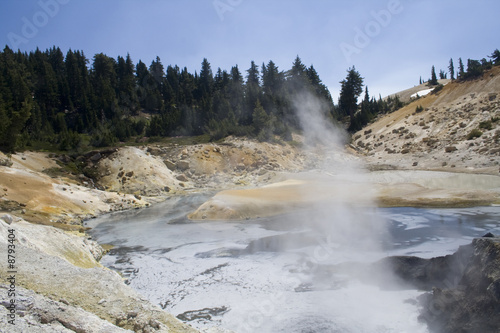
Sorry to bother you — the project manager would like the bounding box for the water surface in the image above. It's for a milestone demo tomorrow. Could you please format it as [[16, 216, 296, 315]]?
[[87, 197, 500, 332]]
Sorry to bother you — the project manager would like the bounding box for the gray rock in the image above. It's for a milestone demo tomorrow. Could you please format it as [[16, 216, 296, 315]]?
[[176, 174, 189, 182], [0, 214, 13, 225], [0, 284, 131, 332], [176, 160, 190, 171], [163, 159, 176, 171], [90, 153, 102, 162]]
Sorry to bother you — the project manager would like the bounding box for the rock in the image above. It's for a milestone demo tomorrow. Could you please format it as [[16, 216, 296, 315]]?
[[445, 146, 457, 153], [176, 160, 190, 171], [176, 174, 189, 182], [147, 147, 162, 155], [0, 285, 129, 332], [127, 311, 138, 319], [0, 217, 198, 333], [0, 214, 13, 225], [163, 159, 176, 171], [417, 237, 500, 333], [90, 152, 102, 162], [327, 237, 500, 332], [489, 92, 497, 101], [0, 152, 12, 167]]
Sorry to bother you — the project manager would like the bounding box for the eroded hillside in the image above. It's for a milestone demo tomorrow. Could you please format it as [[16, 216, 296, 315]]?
[[353, 67, 500, 174]]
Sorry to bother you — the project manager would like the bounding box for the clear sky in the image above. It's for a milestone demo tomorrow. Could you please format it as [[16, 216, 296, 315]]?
[[0, 0, 499, 101]]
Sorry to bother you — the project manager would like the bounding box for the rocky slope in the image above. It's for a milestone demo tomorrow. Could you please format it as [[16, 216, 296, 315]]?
[[0, 214, 198, 333], [353, 67, 500, 174]]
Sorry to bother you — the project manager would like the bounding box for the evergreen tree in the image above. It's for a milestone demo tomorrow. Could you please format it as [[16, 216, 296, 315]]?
[[252, 100, 272, 141], [261, 60, 285, 115], [243, 61, 261, 126], [196, 58, 214, 131], [228, 65, 245, 122], [448, 58, 455, 80], [458, 58, 465, 79], [116, 54, 139, 115], [430, 65, 438, 85], [91, 53, 118, 120], [464, 59, 483, 79], [306, 65, 331, 102], [338, 66, 363, 127], [146, 57, 165, 111], [489, 49, 500, 65], [439, 69, 447, 80]]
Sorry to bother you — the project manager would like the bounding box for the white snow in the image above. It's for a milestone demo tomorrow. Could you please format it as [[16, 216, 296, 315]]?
[[411, 88, 434, 99]]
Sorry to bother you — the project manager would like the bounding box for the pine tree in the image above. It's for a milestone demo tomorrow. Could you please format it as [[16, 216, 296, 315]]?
[[228, 65, 244, 122], [91, 53, 118, 119], [252, 100, 272, 141], [338, 66, 364, 127], [448, 58, 455, 80], [489, 49, 500, 66], [458, 58, 465, 79], [430, 65, 438, 85], [116, 53, 139, 115], [439, 69, 447, 80], [197, 58, 214, 130], [243, 61, 261, 126]]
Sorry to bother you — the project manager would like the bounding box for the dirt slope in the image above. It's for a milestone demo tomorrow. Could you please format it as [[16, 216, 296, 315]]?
[[353, 66, 500, 174]]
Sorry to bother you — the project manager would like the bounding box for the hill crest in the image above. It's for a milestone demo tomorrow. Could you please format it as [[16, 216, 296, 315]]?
[[353, 66, 500, 174]]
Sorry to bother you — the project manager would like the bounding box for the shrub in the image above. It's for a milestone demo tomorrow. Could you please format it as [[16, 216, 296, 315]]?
[[479, 120, 493, 131], [431, 84, 444, 94], [466, 128, 483, 140]]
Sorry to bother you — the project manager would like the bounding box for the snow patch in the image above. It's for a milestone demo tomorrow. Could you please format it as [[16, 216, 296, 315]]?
[[411, 88, 434, 99]]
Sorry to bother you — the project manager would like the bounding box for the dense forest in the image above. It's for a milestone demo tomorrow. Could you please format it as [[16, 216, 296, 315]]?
[[0, 46, 337, 152], [0, 46, 499, 153]]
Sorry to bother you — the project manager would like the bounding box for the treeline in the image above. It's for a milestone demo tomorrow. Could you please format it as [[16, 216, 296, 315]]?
[[427, 49, 500, 84], [0, 46, 334, 152], [336, 66, 406, 133], [345, 48, 500, 133]]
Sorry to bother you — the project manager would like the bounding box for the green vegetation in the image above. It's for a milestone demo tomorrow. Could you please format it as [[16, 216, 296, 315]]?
[[424, 49, 499, 85], [431, 84, 444, 94], [2, 46, 498, 153], [430, 65, 438, 85], [467, 128, 483, 140], [479, 120, 493, 131], [0, 47, 334, 152]]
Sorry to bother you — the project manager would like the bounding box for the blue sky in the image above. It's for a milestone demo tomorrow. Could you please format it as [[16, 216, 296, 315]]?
[[1, 0, 499, 101]]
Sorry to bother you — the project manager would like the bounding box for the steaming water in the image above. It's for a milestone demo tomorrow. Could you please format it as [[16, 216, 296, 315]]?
[[87, 196, 500, 333]]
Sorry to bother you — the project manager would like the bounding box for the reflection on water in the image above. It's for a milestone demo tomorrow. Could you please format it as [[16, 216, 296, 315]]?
[[87, 197, 500, 332]]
